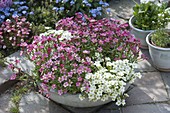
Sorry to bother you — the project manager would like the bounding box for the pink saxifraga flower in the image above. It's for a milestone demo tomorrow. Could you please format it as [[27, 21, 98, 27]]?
[[51, 84, 56, 89], [8, 63, 14, 69], [78, 76, 83, 81], [97, 47, 103, 52], [99, 40, 104, 45], [68, 71, 73, 77], [62, 75, 67, 81], [20, 51, 24, 56], [83, 50, 90, 54], [20, 42, 28, 47], [63, 82, 69, 87], [15, 59, 20, 65], [85, 86, 90, 93], [117, 46, 123, 51], [31, 55, 36, 60], [82, 38, 87, 43], [76, 82, 81, 87], [58, 89, 63, 95], [91, 38, 97, 43], [58, 77, 63, 83], [40, 83, 49, 93], [10, 73, 17, 80]]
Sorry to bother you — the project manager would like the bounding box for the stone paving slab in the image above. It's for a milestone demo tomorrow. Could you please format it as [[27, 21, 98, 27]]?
[[0, 67, 18, 94], [133, 72, 168, 102], [63, 105, 102, 113], [136, 49, 157, 72], [137, 60, 157, 72], [0, 92, 14, 113], [97, 109, 120, 113], [19, 92, 115, 113], [125, 86, 156, 106], [108, 0, 140, 20], [96, 102, 120, 113], [122, 103, 170, 113], [0, 67, 13, 85], [19, 92, 70, 113], [6, 51, 35, 75], [161, 72, 170, 98], [102, 102, 119, 110]]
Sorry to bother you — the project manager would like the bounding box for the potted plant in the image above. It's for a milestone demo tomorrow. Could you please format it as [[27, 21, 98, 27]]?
[[129, 1, 170, 49], [146, 29, 170, 71], [11, 13, 142, 107]]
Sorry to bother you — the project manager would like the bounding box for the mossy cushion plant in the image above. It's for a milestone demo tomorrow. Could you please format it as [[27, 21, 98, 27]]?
[[133, 1, 170, 30], [151, 29, 170, 48]]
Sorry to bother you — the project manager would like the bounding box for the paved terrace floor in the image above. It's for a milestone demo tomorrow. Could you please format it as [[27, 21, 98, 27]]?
[[1, 0, 170, 113]]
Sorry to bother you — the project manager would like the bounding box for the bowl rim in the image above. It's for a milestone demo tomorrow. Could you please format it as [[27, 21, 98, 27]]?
[[146, 29, 170, 51]]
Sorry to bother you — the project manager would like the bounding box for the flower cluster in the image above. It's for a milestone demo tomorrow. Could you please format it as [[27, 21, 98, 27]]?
[[80, 59, 142, 106], [0, 0, 29, 23], [0, 0, 12, 8], [133, 1, 170, 30], [56, 13, 141, 62], [53, 0, 110, 18], [0, 17, 31, 52], [11, 1, 29, 17], [23, 30, 91, 95], [19, 13, 142, 103], [26, 0, 110, 35]]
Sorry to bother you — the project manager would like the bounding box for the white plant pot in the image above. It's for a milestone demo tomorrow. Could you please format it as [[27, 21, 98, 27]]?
[[49, 92, 112, 107], [129, 16, 154, 49], [146, 29, 170, 71], [49, 83, 130, 107]]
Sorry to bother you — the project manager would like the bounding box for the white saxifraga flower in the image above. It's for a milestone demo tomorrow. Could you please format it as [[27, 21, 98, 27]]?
[[60, 31, 73, 41], [103, 72, 112, 79], [85, 73, 92, 79], [101, 94, 109, 101], [105, 57, 111, 61], [106, 61, 113, 67], [40, 30, 73, 41], [116, 99, 122, 106], [95, 52, 100, 57], [79, 94, 85, 101], [80, 86, 86, 92], [136, 72, 142, 79], [40, 30, 64, 37], [80, 59, 142, 106], [94, 60, 102, 68]]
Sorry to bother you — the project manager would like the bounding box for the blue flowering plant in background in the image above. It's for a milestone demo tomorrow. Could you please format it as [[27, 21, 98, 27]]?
[[0, 0, 13, 8], [0, 0, 29, 23], [53, 0, 110, 19], [26, 0, 110, 35]]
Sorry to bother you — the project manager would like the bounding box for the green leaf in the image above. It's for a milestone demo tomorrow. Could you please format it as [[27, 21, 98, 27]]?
[[76, 3, 80, 11]]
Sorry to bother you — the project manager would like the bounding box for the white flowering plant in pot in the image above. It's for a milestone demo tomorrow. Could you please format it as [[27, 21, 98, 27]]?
[[80, 57, 141, 106], [129, 1, 170, 48], [11, 13, 143, 107]]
